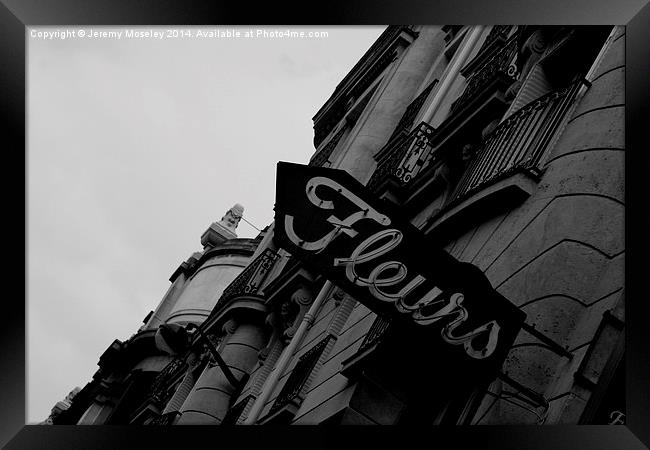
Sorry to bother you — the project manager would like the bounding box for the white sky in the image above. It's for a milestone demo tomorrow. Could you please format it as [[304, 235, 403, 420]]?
[[27, 25, 384, 423]]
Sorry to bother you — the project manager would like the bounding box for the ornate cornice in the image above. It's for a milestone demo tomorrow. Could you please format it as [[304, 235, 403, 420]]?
[[312, 26, 417, 148]]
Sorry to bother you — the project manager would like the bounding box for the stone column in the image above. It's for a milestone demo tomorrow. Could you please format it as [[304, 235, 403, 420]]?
[[335, 26, 446, 184], [176, 318, 268, 424]]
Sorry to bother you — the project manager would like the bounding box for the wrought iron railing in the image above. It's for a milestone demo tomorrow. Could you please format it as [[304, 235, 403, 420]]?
[[479, 25, 513, 54], [148, 411, 178, 426], [147, 358, 187, 406], [219, 248, 280, 303], [450, 79, 585, 203], [450, 33, 519, 115], [387, 79, 438, 144], [357, 316, 391, 354], [222, 394, 255, 425], [367, 121, 436, 192], [269, 335, 333, 415], [309, 127, 346, 167]]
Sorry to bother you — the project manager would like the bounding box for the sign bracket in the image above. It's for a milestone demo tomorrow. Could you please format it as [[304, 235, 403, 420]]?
[[521, 322, 573, 360]]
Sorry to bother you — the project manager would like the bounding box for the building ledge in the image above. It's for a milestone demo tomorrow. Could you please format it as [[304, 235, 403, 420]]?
[[258, 401, 299, 424], [423, 170, 537, 245], [202, 296, 268, 336], [340, 343, 382, 380]]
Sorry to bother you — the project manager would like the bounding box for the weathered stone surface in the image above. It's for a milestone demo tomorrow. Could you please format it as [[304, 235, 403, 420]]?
[[496, 241, 619, 307], [547, 106, 624, 160], [473, 197, 551, 272], [474, 379, 542, 425], [572, 66, 624, 119], [292, 374, 353, 423], [177, 323, 267, 424], [520, 296, 585, 344], [589, 28, 624, 82], [456, 211, 508, 263], [337, 27, 446, 183], [349, 378, 405, 424], [539, 151, 624, 203], [485, 194, 624, 288], [167, 254, 248, 325]]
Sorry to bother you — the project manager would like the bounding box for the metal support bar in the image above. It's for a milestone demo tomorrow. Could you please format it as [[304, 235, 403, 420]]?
[[497, 372, 548, 408], [185, 324, 243, 389], [521, 322, 573, 360]]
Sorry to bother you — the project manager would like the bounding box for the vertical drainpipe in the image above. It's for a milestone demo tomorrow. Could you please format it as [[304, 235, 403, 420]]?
[[419, 26, 485, 124], [243, 280, 334, 424]]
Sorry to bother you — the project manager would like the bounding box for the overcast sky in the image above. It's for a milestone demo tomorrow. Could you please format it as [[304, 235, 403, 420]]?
[[27, 26, 384, 423]]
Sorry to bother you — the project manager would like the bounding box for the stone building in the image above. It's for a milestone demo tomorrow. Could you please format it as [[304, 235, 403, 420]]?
[[55, 25, 624, 426]]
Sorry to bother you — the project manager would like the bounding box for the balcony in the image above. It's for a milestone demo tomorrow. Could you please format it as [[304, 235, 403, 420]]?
[[262, 334, 333, 423], [422, 79, 586, 243], [147, 357, 188, 407], [219, 248, 280, 304], [367, 121, 436, 193], [450, 79, 585, 203], [460, 26, 513, 77], [341, 316, 392, 379], [450, 32, 519, 116], [386, 78, 438, 144], [366, 39, 522, 200], [148, 411, 179, 426], [309, 127, 346, 167], [222, 394, 255, 425]]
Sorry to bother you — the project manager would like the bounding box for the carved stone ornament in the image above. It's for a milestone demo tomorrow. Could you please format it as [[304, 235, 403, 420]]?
[[222, 319, 238, 335], [258, 312, 282, 361], [332, 288, 345, 306], [290, 285, 314, 306], [506, 29, 548, 101], [279, 299, 299, 332], [219, 204, 245, 232]]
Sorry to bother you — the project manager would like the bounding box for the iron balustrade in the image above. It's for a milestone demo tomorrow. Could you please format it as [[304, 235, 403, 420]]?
[[387, 79, 439, 144], [450, 33, 519, 115], [451, 79, 585, 203], [149, 412, 178, 426], [219, 248, 280, 303], [309, 126, 346, 167], [269, 335, 333, 415], [367, 122, 436, 192], [479, 25, 513, 54], [357, 316, 391, 354], [147, 358, 187, 406], [222, 394, 255, 425], [394, 122, 437, 184]]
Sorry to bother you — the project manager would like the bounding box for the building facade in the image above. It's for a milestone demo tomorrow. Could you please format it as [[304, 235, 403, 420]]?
[[54, 25, 625, 426]]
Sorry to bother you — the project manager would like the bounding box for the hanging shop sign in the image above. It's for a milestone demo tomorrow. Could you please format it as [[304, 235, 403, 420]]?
[[273, 162, 525, 367]]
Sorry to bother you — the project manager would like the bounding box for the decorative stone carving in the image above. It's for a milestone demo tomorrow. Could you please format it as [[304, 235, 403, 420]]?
[[283, 286, 314, 343], [461, 143, 476, 164], [222, 319, 238, 335], [200, 204, 245, 248], [332, 288, 345, 306], [481, 119, 501, 141], [258, 312, 282, 362], [42, 387, 82, 424], [219, 204, 244, 232], [291, 285, 314, 306], [506, 29, 549, 101], [281, 300, 300, 344], [148, 357, 188, 406]]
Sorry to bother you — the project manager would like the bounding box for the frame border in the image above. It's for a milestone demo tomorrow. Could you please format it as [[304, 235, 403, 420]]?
[[2, 1, 648, 448]]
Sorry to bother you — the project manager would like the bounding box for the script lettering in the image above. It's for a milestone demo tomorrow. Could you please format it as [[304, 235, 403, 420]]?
[[284, 176, 390, 252]]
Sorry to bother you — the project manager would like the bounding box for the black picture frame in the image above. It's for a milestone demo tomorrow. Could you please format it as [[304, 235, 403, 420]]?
[[2, 1, 648, 449]]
